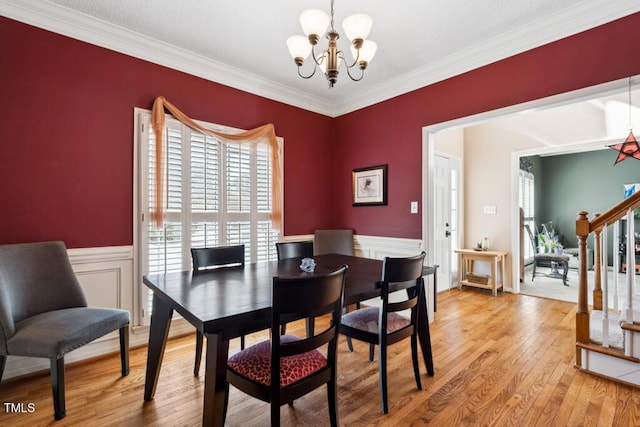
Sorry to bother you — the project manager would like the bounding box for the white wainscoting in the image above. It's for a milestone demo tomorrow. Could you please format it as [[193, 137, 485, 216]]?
[[4, 235, 429, 380]]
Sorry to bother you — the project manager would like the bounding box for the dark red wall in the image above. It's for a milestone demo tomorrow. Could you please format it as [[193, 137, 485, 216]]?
[[3, 13, 640, 248], [0, 17, 333, 248], [333, 12, 640, 239]]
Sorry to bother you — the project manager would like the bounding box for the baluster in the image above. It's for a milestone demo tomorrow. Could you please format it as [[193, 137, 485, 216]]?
[[592, 216, 603, 311], [601, 224, 609, 348], [613, 220, 620, 313], [625, 209, 634, 356]]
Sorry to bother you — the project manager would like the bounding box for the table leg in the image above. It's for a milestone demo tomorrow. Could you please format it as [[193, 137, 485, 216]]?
[[202, 332, 230, 427], [500, 255, 506, 294], [417, 277, 434, 376], [144, 294, 173, 401], [491, 257, 497, 297], [457, 256, 463, 290]]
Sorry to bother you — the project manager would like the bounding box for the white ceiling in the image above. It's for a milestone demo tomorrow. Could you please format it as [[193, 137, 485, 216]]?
[[2, 0, 640, 147]]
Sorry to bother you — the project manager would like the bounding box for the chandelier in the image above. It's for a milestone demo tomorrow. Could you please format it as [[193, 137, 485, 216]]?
[[286, 0, 377, 88], [609, 77, 640, 164]]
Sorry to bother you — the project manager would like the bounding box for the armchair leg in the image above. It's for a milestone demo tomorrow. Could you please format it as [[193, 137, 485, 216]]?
[[50, 357, 66, 420], [120, 326, 130, 376], [194, 331, 204, 376], [0, 354, 5, 382]]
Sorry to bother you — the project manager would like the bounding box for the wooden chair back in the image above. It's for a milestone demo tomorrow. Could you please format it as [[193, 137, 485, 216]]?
[[190, 244, 245, 271], [275, 241, 314, 260]]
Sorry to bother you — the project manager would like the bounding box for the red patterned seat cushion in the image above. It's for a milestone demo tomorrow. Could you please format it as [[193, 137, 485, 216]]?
[[227, 334, 327, 387], [341, 307, 410, 334]]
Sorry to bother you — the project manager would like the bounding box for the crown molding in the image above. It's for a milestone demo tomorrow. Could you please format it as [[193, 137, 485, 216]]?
[[333, 0, 640, 116], [0, 0, 336, 116], [2, 0, 639, 117]]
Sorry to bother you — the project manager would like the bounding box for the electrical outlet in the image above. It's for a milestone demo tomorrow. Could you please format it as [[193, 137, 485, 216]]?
[[410, 201, 418, 214]]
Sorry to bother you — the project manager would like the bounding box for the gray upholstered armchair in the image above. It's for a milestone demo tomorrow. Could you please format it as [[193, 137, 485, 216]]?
[[0, 241, 130, 420]]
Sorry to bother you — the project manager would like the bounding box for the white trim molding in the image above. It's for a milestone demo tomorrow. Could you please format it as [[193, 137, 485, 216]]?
[[2, 0, 638, 117]]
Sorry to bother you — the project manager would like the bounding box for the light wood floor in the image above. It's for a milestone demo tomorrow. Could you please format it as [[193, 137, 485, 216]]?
[[2, 289, 640, 426]]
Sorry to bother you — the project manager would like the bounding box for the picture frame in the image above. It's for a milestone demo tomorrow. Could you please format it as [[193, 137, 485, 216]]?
[[352, 164, 387, 206]]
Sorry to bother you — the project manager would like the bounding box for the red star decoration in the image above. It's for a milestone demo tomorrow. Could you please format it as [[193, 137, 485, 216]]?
[[610, 130, 640, 164]]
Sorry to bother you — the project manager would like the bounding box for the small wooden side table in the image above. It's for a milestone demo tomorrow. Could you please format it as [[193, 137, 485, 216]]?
[[455, 249, 508, 296]]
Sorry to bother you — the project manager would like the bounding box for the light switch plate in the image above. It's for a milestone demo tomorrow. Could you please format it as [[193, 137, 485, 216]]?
[[483, 205, 497, 215], [410, 201, 418, 214]]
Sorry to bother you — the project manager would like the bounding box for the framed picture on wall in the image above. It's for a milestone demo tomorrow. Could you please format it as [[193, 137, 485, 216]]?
[[352, 164, 387, 206]]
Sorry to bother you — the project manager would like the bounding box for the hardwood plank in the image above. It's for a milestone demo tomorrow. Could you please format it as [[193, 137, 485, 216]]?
[[2, 290, 640, 426]]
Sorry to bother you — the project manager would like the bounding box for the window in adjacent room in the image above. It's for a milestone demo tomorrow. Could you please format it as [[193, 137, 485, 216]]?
[[519, 168, 535, 263]]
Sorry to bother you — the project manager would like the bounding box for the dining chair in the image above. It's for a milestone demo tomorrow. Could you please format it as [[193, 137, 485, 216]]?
[[0, 241, 130, 420], [275, 240, 314, 260], [314, 229, 358, 320], [313, 229, 354, 256], [275, 240, 314, 335], [191, 244, 245, 376], [225, 265, 348, 426], [340, 251, 426, 414]]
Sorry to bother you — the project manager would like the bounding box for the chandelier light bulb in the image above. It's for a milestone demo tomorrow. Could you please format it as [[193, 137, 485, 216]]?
[[342, 13, 373, 41], [350, 40, 377, 66], [287, 35, 312, 63], [300, 9, 330, 38]]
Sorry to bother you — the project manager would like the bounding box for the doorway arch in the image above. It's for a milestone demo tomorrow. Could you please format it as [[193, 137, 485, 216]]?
[[423, 76, 633, 294]]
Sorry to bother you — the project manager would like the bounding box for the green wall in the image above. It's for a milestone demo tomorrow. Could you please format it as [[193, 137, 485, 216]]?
[[525, 150, 640, 265]]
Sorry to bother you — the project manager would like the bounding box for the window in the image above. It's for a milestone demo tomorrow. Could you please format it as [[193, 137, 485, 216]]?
[[519, 169, 535, 262], [136, 110, 281, 324]]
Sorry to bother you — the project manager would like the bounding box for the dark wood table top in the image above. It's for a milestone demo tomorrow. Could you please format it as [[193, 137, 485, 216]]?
[[143, 254, 435, 340]]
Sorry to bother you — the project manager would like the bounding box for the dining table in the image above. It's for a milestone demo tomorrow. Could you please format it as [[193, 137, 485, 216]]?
[[142, 253, 437, 427]]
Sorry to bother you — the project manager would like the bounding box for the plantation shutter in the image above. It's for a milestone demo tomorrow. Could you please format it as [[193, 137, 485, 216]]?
[[519, 169, 535, 262], [138, 111, 280, 324]]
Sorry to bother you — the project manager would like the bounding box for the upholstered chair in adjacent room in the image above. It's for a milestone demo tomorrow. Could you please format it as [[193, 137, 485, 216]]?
[[225, 265, 347, 426], [0, 241, 130, 420], [340, 252, 426, 414]]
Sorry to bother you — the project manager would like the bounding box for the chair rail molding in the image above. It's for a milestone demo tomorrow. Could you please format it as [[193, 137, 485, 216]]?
[[4, 237, 425, 380]]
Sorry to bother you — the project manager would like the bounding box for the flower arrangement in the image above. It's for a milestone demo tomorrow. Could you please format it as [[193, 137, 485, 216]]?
[[538, 225, 563, 254]]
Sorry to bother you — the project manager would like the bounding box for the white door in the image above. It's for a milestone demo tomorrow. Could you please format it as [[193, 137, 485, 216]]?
[[434, 154, 459, 292]]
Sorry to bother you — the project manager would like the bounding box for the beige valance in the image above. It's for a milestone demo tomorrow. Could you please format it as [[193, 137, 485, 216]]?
[[150, 96, 282, 232]]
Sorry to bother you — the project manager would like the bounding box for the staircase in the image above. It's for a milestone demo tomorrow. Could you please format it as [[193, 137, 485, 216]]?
[[576, 190, 640, 386]]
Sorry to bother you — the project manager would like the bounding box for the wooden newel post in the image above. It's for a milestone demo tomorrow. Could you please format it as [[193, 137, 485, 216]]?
[[575, 210, 590, 366]]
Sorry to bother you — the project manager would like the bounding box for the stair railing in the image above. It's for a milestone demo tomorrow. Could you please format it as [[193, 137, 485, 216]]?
[[575, 190, 640, 365]]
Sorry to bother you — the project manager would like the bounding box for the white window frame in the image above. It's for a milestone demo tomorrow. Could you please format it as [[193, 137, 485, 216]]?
[[519, 169, 535, 263], [132, 108, 283, 325]]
